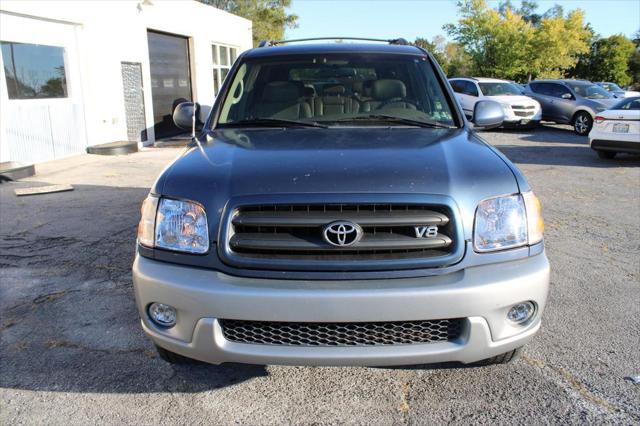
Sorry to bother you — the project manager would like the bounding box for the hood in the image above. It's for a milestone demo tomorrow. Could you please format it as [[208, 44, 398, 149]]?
[[158, 127, 520, 237], [487, 95, 538, 106]]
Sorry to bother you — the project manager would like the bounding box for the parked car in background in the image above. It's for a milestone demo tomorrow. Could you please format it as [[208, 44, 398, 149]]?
[[596, 82, 640, 98], [589, 96, 640, 159], [524, 80, 618, 135], [450, 77, 541, 128]]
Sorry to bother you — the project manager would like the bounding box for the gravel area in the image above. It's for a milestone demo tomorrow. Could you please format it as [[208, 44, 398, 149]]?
[[1, 125, 638, 424]]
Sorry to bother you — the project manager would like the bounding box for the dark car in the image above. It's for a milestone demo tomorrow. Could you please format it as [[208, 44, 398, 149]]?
[[524, 79, 618, 135], [133, 38, 549, 368]]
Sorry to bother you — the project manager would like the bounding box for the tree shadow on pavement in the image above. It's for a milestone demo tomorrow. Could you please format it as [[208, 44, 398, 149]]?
[[0, 181, 267, 393]]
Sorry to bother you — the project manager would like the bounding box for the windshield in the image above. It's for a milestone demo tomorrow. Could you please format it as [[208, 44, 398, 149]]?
[[600, 83, 623, 92], [478, 82, 522, 96], [567, 83, 614, 100], [613, 97, 640, 110], [215, 53, 456, 128]]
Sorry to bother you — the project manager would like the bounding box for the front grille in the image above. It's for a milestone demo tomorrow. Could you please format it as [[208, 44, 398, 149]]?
[[514, 110, 535, 117], [226, 204, 455, 264], [220, 318, 464, 346]]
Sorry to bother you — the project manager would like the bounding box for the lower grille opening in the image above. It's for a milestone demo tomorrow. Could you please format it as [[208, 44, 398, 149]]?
[[220, 319, 464, 346]]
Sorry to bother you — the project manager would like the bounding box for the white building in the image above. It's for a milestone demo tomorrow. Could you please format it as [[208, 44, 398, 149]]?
[[0, 0, 252, 164]]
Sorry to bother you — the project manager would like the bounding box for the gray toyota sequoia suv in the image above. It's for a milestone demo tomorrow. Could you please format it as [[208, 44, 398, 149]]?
[[133, 38, 549, 367]]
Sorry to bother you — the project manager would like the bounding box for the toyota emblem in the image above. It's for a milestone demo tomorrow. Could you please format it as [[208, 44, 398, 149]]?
[[322, 221, 363, 247]]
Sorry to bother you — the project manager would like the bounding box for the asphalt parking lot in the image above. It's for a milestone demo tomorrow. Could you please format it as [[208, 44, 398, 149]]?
[[1, 125, 638, 424]]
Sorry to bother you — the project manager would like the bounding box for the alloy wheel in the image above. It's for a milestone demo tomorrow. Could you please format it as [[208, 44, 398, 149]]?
[[574, 114, 591, 135]]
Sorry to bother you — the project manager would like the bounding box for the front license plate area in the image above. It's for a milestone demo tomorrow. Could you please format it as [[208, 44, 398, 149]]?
[[613, 123, 629, 133]]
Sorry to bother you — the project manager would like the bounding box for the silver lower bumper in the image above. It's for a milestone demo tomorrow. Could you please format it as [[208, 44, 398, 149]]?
[[133, 252, 550, 366]]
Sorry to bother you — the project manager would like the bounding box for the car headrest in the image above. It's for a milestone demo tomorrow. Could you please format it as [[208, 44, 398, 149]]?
[[303, 84, 317, 97], [372, 79, 406, 100], [262, 81, 301, 102], [323, 85, 346, 96]]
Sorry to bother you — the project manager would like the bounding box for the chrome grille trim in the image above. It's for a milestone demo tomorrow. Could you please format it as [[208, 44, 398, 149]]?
[[217, 195, 465, 272], [230, 204, 453, 258]]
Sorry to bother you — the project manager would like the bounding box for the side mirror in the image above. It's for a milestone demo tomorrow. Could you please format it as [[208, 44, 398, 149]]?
[[173, 102, 203, 131], [472, 100, 504, 129], [561, 93, 573, 100]]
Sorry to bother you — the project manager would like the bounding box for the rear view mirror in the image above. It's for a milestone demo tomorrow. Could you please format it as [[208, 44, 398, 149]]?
[[173, 102, 203, 132], [472, 100, 504, 129]]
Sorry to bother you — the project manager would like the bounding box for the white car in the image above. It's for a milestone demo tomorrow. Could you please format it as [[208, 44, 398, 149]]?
[[589, 97, 640, 159], [449, 77, 541, 128]]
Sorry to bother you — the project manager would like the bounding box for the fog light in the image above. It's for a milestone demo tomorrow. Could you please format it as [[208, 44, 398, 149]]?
[[148, 302, 176, 327], [507, 302, 535, 324]]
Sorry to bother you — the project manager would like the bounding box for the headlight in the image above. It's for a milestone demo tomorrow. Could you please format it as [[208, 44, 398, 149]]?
[[137, 195, 209, 254], [473, 192, 544, 252]]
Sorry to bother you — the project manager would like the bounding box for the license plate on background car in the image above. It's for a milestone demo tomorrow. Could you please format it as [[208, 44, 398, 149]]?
[[613, 123, 629, 133]]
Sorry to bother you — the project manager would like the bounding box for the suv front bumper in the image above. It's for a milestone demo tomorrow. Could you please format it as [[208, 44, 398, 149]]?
[[133, 252, 550, 366]]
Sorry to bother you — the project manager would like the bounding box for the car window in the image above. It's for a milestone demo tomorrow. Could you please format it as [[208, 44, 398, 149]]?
[[478, 82, 522, 96], [601, 83, 622, 92], [530, 82, 551, 96], [613, 98, 640, 110], [549, 84, 572, 99], [216, 53, 457, 127], [450, 80, 464, 94], [462, 81, 478, 97], [566, 83, 613, 100]]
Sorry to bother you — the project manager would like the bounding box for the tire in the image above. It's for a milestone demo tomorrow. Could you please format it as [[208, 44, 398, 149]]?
[[597, 150, 616, 159], [473, 347, 523, 366], [573, 112, 593, 136], [155, 344, 192, 364]]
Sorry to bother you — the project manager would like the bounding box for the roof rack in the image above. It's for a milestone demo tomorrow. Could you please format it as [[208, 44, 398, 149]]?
[[257, 37, 410, 48]]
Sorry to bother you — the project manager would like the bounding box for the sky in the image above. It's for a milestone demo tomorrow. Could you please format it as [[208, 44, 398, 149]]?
[[285, 0, 640, 42]]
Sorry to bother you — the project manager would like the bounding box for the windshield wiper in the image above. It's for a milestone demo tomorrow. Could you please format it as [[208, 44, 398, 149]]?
[[220, 118, 327, 128], [333, 114, 455, 129]]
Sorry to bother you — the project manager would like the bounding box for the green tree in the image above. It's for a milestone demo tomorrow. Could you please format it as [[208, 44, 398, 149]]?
[[444, 42, 473, 76], [200, 0, 298, 47], [529, 9, 591, 79], [413, 37, 472, 76], [572, 34, 635, 86], [413, 37, 447, 71], [444, 0, 590, 81], [443, 0, 535, 80], [626, 30, 640, 89]]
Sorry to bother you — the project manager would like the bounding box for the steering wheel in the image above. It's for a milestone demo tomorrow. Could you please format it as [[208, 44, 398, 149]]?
[[375, 97, 419, 110]]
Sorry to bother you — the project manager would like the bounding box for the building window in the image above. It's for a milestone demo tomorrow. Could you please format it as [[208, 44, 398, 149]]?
[[212, 44, 237, 96], [1, 41, 68, 99]]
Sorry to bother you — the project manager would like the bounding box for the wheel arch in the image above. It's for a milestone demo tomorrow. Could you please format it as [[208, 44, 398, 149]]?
[[571, 109, 594, 123]]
